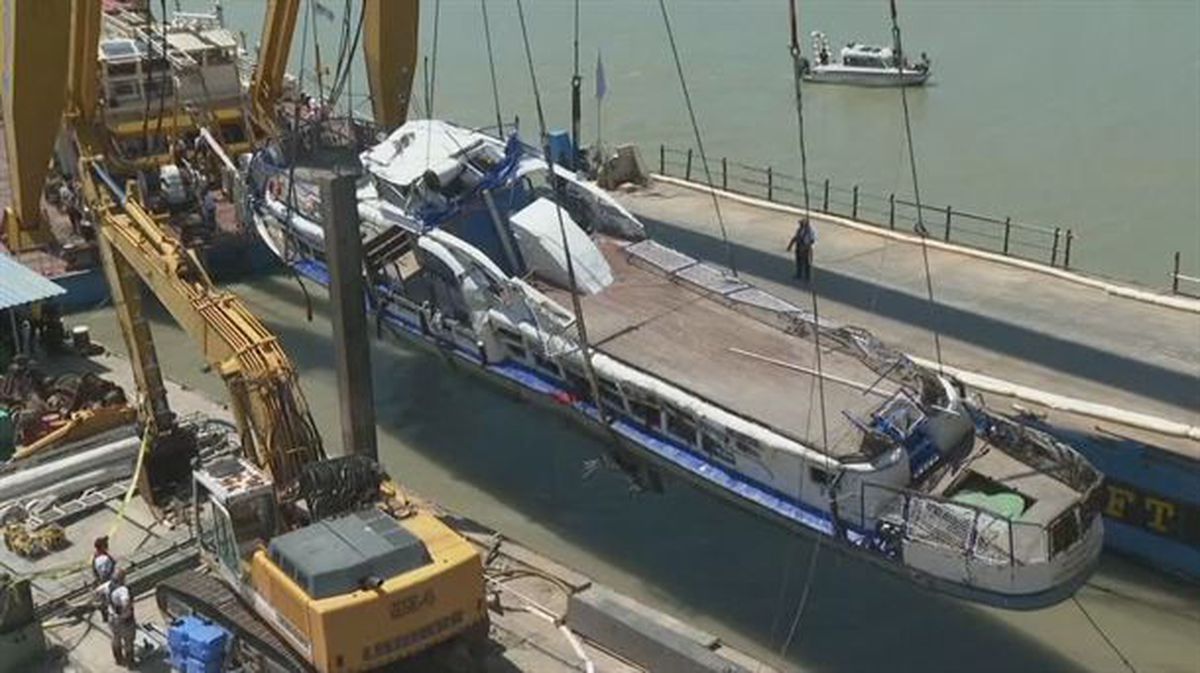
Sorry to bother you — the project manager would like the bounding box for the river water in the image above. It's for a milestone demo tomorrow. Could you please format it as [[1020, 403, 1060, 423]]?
[[200, 0, 1200, 286], [106, 2, 1200, 670]]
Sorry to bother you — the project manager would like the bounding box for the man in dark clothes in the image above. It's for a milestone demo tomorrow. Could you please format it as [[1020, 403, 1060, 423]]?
[[787, 218, 816, 282]]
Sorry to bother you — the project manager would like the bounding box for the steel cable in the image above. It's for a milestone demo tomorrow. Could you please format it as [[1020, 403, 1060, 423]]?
[[656, 0, 738, 275]]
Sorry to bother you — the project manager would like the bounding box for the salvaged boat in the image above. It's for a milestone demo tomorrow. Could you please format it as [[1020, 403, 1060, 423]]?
[[246, 120, 1102, 609], [802, 31, 930, 87]]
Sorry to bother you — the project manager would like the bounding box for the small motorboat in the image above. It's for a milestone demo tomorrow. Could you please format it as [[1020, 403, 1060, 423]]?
[[802, 31, 930, 87]]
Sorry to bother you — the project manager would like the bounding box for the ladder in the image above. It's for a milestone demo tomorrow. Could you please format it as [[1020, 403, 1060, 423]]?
[[25, 482, 129, 530]]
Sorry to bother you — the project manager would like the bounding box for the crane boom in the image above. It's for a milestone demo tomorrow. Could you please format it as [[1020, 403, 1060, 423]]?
[[250, 0, 300, 135], [78, 156, 325, 492], [0, 0, 73, 252], [363, 0, 420, 131]]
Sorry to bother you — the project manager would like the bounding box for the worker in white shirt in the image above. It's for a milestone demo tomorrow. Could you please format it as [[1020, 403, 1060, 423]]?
[[92, 536, 115, 622], [107, 568, 137, 667]]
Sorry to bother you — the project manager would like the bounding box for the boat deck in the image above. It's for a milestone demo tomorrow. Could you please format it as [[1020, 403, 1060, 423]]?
[[542, 239, 892, 457]]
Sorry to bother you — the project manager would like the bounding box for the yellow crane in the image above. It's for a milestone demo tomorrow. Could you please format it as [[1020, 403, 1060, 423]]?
[[3, 1, 488, 669]]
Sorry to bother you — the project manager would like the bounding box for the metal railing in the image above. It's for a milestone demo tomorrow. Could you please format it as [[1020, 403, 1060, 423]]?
[[655, 144, 1075, 269], [1171, 251, 1200, 297]]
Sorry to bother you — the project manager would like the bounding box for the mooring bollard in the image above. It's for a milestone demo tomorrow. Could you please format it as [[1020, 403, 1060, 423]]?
[[1002, 217, 1011, 255], [944, 206, 952, 242], [889, 194, 896, 229], [1063, 230, 1074, 269], [822, 179, 830, 212], [1050, 227, 1061, 266], [722, 157, 728, 190], [1173, 251, 1181, 294], [659, 144, 665, 174], [767, 166, 774, 201], [852, 185, 859, 219], [685, 148, 693, 181]]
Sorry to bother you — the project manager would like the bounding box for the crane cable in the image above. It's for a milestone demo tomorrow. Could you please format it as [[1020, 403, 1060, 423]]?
[[774, 1, 831, 662], [570, 0, 582, 152], [515, 0, 619, 451], [656, 0, 738, 276], [481, 0, 505, 133], [889, 0, 944, 374]]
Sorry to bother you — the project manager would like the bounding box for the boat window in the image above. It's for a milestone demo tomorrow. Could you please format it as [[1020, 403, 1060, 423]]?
[[665, 408, 696, 445], [628, 399, 662, 431], [107, 62, 138, 77], [533, 352, 560, 377], [701, 432, 736, 464], [809, 467, 830, 487], [1048, 508, 1081, 558], [505, 342, 528, 361], [206, 48, 234, 66], [144, 77, 174, 99], [596, 377, 625, 414], [733, 434, 761, 457], [110, 81, 139, 99]]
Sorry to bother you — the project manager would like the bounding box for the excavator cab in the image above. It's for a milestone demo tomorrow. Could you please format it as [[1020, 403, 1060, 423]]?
[[192, 457, 279, 577]]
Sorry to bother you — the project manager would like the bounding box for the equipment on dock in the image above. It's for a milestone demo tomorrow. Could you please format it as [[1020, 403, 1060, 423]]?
[[1, 2, 487, 669]]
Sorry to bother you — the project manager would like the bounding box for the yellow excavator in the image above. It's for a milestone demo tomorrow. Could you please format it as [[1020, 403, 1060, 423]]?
[[3, 1, 485, 670]]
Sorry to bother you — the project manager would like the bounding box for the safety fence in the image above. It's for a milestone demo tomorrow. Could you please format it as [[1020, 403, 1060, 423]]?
[[655, 145, 1075, 270], [1171, 251, 1200, 298]]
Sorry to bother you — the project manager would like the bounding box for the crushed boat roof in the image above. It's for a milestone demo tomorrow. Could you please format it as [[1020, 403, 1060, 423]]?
[[541, 239, 895, 457]]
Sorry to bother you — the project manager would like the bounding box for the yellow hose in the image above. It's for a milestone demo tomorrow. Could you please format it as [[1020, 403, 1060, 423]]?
[[106, 424, 152, 541]]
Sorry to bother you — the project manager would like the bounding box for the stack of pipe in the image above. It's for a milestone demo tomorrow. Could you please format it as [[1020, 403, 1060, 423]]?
[[0, 427, 139, 523]]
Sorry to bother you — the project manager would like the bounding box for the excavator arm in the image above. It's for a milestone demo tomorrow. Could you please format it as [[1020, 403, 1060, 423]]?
[[77, 155, 325, 493]]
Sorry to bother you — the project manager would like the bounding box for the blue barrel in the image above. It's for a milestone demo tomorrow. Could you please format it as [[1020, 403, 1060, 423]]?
[[546, 130, 576, 170]]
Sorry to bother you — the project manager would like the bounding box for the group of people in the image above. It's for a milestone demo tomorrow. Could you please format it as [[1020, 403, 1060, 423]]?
[[91, 536, 138, 668]]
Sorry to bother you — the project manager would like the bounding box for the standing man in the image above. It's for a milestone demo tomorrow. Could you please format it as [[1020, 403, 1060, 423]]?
[[201, 190, 217, 231], [107, 567, 137, 667], [787, 218, 817, 282], [92, 536, 116, 622]]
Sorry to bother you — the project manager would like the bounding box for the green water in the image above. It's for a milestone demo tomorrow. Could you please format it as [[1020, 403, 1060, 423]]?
[[202, 0, 1199, 286]]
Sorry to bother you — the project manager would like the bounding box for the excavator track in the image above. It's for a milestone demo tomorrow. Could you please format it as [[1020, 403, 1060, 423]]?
[[156, 570, 313, 673]]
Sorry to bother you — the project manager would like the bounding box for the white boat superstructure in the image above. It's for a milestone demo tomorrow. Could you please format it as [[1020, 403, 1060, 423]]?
[[248, 120, 1102, 608], [803, 32, 930, 87]]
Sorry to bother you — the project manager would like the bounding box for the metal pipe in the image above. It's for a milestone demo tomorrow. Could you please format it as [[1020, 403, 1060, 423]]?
[[1063, 230, 1073, 269], [852, 185, 859, 219], [889, 193, 895, 229], [943, 205, 952, 242], [1172, 251, 1181, 294], [1002, 217, 1011, 255], [767, 166, 773, 201], [1051, 228, 1060, 266], [685, 148, 693, 180]]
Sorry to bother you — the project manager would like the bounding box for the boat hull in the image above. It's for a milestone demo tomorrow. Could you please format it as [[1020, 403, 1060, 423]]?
[[803, 67, 930, 87], [276, 253, 1100, 610]]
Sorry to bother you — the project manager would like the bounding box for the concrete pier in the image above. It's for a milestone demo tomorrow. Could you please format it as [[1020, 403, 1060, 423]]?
[[615, 178, 1199, 430]]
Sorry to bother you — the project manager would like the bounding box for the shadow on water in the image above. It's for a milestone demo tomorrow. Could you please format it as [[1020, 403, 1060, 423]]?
[[222, 275, 1090, 673], [640, 217, 1199, 415]]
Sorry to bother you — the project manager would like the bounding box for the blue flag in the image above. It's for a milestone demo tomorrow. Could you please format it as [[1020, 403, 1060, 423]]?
[[595, 51, 607, 100]]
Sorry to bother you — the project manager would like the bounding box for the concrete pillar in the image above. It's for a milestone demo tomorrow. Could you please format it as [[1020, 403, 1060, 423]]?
[[310, 166, 377, 461]]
